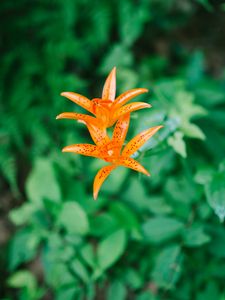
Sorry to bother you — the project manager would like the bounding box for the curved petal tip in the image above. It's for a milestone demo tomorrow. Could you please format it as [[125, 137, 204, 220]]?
[[60, 92, 69, 97]]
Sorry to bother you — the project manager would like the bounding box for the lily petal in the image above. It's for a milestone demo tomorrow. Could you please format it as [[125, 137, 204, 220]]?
[[117, 157, 150, 176], [113, 88, 148, 108], [102, 67, 116, 101], [111, 113, 130, 151], [86, 123, 110, 146], [122, 125, 163, 156], [93, 165, 116, 200], [62, 144, 99, 157], [61, 92, 94, 113], [112, 102, 151, 123], [56, 112, 99, 126]]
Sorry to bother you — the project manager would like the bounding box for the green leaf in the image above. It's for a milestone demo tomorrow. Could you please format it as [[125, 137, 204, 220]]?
[[8, 270, 36, 290], [97, 229, 127, 271], [9, 203, 37, 225], [110, 202, 140, 230], [181, 122, 205, 140], [26, 158, 61, 204], [123, 268, 143, 289], [152, 245, 183, 289], [57, 202, 89, 235], [56, 287, 80, 300], [194, 167, 214, 185], [168, 131, 187, 158], [107, 280, 127, 300], [205, 165, 225, 222], [8, 228, 40, 271], [80, 244, 96, 269], [142, 217, 184, 243], [101, 167, 128, 194], [90, 213, 118, 237], [7, 270, 44, 300], [147, 196, 173, 215], [183, 224, 211, 247], [71, 259, 89, 283]]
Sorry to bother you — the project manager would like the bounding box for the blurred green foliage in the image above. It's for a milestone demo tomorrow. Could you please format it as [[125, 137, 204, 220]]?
[[1, 0, 225, 299]]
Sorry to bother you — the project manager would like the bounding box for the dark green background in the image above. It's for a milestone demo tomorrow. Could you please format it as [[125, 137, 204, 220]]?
[[1, 0, 225, 299]]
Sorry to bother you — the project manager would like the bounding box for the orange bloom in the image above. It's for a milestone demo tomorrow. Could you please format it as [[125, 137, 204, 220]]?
[[56, 67, 150, 128], [62, 113, 162, 199]]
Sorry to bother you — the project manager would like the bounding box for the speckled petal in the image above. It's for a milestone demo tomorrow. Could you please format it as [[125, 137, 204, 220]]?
[[102, 67, 116, 101], [113, 88, 148, 108], [56, 112, 99, 126], [86, 123, 110, 146], [122, 125, 163, 156], [62, 144, 99, 157], [93, 165, 116, 200], [117, 157, 150, 176], [61, 92, 94, 113], [112, 102, 151, 122], [111, 114, 130, 151]]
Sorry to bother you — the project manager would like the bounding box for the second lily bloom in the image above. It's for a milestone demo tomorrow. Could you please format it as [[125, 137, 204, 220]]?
[[63, 113, 162, 199]]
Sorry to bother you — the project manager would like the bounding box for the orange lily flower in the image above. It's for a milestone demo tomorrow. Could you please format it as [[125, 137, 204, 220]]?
[[62, 113, 162, 199], [56, 67, 150, 128]]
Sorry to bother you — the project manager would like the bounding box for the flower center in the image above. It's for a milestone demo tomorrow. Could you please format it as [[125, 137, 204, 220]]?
[[107, 150, 114, 156]]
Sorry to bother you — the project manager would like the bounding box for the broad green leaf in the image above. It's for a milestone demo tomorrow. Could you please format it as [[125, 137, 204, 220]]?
[[165, 177, 197, 204], [110, 202, 140, 230], [205, 165, 225, 222], [7, 270, 45, 300], [181, 122, 205, 140], [80, 244, 96, 269], [156, 80, 207, 141], [42, 234, 77, 288], [123, 268, 143, 289], [43, 262, 76, 289], [147, 196, 173, 215], [123, 178, 150, 211], [173, 90, 207, 120], [71, 259, 89, 283], [194, 167, 214, 184], [142, 217, 184, 243], [97, 229, 127, 271], [101, 167, 128, 194], [9, 203, 37, 225], [57, 202, 89, 235], [152, 245, 183, 289], [107, 280, 127, 300], [56, 287, 80, 300], [8, 228, 40, 271], [168, 131, 187, 158], [26, 158, 61, 204], [183, 224, 211, 247], [8, 270, 36, 290], [90, 213, 118, 237]]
